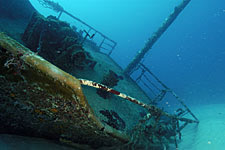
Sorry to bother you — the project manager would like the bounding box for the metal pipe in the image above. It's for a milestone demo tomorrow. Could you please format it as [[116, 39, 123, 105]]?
[[124, 0, 192, 75]]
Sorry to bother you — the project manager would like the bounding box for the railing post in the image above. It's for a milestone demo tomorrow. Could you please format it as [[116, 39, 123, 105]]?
[[98, 38, 105, 49], [57, 11, 63, 19], [108, 42, 116, 56]]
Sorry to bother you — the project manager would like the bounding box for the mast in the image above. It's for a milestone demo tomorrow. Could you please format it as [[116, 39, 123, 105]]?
[[124, 0, 191, 75]]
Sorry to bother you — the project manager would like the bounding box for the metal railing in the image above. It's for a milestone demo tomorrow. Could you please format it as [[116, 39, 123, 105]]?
[[131, 63, 199, 123], [57, 10, 117, 56]]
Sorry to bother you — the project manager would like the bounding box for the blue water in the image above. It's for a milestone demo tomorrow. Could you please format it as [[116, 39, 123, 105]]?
[[31, 0, 225, 108]]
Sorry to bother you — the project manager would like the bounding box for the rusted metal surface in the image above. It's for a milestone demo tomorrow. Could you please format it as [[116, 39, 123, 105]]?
[[0, 32, 128, 149]]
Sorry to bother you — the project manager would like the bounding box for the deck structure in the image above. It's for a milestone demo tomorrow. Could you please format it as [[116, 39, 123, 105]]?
[[0, 0, 199, 149]]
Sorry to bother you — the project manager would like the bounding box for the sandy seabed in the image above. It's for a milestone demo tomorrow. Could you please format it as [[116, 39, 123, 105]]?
[[178, 104, 225, 150]]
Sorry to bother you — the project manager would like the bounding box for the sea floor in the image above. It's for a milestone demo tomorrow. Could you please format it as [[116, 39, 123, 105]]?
[[178, 103, 225, 150]]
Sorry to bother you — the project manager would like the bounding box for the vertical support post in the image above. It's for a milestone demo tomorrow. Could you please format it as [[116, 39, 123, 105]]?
[[92, 31, 97, 40], [81, 29, 92, 44], [99, 38, 105, 49], [57, 11, 63, 19], [108, 42, 117, 56], [123, 0, 191, 75], [136, 69, 145, 82]]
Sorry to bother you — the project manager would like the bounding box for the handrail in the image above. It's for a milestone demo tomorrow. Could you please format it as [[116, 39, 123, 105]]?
[[132, 63, 199, 123], [79, 78, 199, 124], [58, 10, 117, 56]]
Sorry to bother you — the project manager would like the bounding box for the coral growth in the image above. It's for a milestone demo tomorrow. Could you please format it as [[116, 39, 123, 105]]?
[[38, 0, 64, 12], [22, 12, 96, 72], [100, 110, 126, 131], [97, 70, 123, 99]]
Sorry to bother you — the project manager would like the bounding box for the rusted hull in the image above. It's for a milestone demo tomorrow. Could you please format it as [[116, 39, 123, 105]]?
[[0, 32, 128, 149]]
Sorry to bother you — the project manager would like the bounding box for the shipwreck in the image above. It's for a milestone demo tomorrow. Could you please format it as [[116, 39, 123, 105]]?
[[0, 0, 198, 149]]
